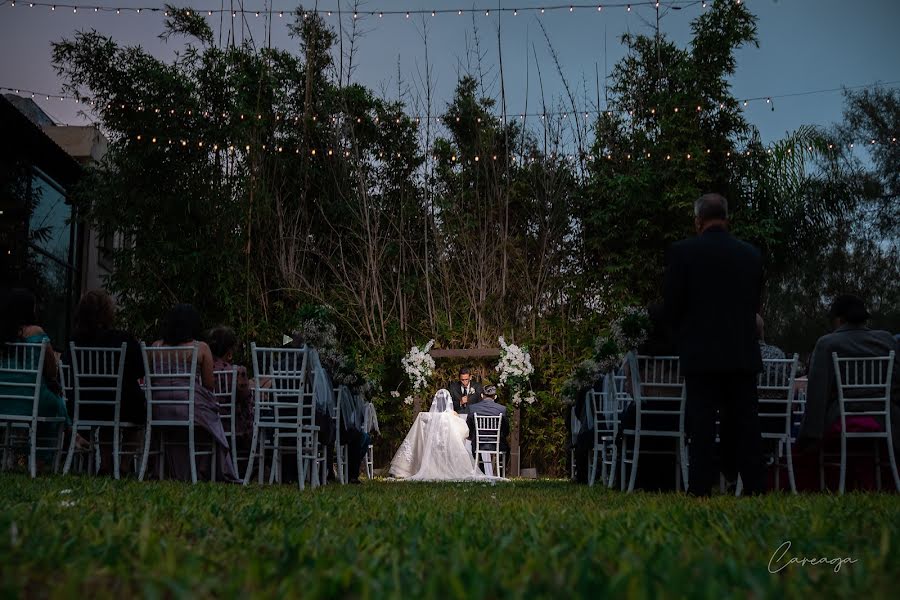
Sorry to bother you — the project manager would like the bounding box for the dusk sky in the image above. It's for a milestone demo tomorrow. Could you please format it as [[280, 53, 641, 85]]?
[[2, 0, 899, 145]]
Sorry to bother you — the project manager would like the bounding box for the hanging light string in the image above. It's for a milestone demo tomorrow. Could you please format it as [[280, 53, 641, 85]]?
[[120, 135, 898, 162], [5, 79, 899, 124], [3, 1, 706, 18]]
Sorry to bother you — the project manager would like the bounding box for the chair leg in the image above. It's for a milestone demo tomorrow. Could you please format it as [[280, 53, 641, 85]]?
[[336, 441, 345, 484], [158, 431, 166, 481], [93, 428, 101, 475], [52, 426, 64, 474], [270, 434, 280, 485], [243, 426, 258, 485], [297, 439, 306, 491], [885, 433, 900, 492], [607, 444, 618, 489], [311, 433, 320, 488], [258, 435, 265, 485], [680, 435, 689, 492], [599, 443, 608, 484], [786, 439, 797, 494], [29, 424, 37, 478], [819, 446, 826, 491], [211, 444, 217, 483], [63, 422, 78, 475], [189, 424, 198, 485], [627, 435, 641, 493], [620, 436, 628, 491], [874, 441, 882, 491], [838, 434, 847, 495], [138, 424, 152, 481], [113, 425, 121, 481], [588, 446, 599, 487]]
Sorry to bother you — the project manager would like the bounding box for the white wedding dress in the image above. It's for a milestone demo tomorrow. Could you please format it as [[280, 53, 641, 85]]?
[[389, 389, 494, 481]]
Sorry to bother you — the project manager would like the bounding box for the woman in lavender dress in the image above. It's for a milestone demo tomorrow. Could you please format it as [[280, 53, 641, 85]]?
[[150, 304, 237, 481]]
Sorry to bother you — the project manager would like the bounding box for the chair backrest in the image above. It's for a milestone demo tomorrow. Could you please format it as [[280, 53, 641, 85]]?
[[0, 342, 47, 418], [756, 354, 798, 437], [474, 414, 502, 453], [141, 343, 198, 426], [58, 363, 73, 401], [250, 344, 313, 429], [628, 354, 685, 431], [589, 373, 621, 439], [213, 367, 238, 439], [68, 342, 128, 424], [832, 351, 895, 424]]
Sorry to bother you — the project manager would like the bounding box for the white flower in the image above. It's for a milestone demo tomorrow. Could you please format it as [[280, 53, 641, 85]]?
[[59, 500, 77, 508], [404, 396, 414, 406], [390, 390, 400, 398], [59, 489, 73, 495]]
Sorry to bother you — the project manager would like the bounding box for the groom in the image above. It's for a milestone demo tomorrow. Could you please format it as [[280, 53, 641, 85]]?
[[448, 367, 482, 414]]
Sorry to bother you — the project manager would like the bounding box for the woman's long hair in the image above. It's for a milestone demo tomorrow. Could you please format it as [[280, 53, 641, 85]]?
[[0, 288, 38, 357], [160, 304, 202, 346], [73, 289, 116, 339]]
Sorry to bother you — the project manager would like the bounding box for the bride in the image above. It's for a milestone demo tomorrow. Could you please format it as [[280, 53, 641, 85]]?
[[389, 389, 494, 481]]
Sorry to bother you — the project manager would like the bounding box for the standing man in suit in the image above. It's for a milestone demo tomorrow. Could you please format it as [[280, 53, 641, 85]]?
[[664, 193, 764, 496], [467, 385, 510, 473], [448, 367, 482, 414]]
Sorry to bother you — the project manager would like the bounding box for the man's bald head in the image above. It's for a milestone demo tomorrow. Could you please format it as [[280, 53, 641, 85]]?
[[694, 193, 728, 232]]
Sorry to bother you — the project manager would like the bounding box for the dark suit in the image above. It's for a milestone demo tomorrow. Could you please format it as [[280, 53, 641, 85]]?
[[467, 400, 510, 472], [664, 225, 764, 496], [448, 380, 483, 414]]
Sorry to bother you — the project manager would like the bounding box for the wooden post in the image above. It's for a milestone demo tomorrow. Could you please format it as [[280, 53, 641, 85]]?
[[510, 405, 521, 477]]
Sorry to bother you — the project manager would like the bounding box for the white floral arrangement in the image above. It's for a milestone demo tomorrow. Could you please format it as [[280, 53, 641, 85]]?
[[610, 306, 651, 352], [496, 336, 536, 407], [593, 306, 652, 374], [561, 359, 603, 405], [401, 339, 436, 394]]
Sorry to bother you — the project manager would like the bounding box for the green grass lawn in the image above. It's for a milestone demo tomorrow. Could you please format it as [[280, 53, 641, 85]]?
[[1, 474, 897, 599]]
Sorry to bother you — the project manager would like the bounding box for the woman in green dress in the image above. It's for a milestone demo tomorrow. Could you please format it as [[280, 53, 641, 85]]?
[[0, 288, 70, 432]]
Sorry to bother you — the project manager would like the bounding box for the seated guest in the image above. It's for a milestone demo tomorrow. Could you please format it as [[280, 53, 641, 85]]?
[[0, 289, 70, 455], [466, 385, 510, 472], [799, 294, 900, 452], [207, 326, 254, 447], [757, 314, 786, 364], [65, 289, 146, 424], [149, 304, 238, 481]]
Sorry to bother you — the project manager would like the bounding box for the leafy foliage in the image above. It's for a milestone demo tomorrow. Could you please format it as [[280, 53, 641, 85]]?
[[49, 3, 898, 474]]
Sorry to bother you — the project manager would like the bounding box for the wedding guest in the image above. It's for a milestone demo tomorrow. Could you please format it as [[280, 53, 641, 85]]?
[[207, 326, 254, 446], [0, 289, 70, 451], [756, 314, 786, 364], [449, 367, 482, 414], [467, 385, 510, 473], [65, 289, 146, 424], [149, 304, 237, 481], [798, 295, 900, 452], [664, 193, 764, 496]]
